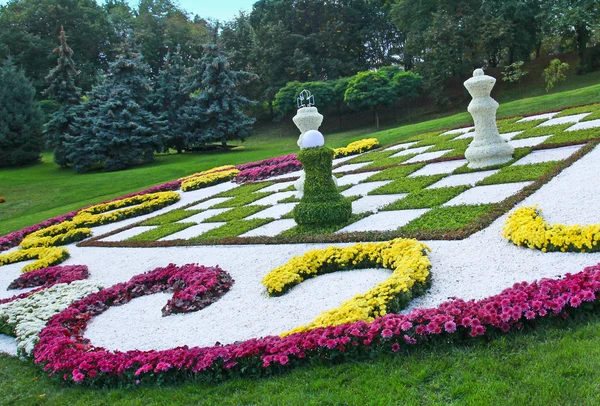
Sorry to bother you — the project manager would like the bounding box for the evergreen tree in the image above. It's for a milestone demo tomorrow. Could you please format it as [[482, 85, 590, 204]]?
[[149, 45, 187, 153], [67, 39, 165, 172], [43, 26, 82, 167], [0, 58, 44, 167], [180, 44, 257, 148]]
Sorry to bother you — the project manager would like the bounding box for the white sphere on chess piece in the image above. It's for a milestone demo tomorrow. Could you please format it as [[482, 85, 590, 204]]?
[[301, 130, 325, 149]]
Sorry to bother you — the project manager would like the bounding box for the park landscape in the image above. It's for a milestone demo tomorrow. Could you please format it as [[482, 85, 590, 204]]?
[[1, 0, 600, 404]]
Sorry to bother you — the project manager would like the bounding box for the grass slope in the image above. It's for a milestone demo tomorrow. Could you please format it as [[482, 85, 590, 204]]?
[[2, 81, 600, 235], [1, 311, 599, 405]]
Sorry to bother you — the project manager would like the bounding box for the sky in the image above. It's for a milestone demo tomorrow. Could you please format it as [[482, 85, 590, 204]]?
[[0, 0, 258, 21], [176, 0, 256, 20]]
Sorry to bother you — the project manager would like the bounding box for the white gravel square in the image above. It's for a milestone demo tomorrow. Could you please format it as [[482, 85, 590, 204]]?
[[512, 145, 584, 166], [251, 191, 296, 206], [333, 154, 363, 166], [183, 209, 229, 223], [240, 219, 296, 237], [337, 209, 430, 233], [338, 172, 378, 186], [451, 132, 475, 140], [270, 170, 303, 180], [499, 131, 524, 141], [351, 194, 407, 214], [385, 141, 418, 151], [177, 183, 239, 208], [516, 112, 558, 122], [566, 119, 600, 131], [408, 159, 468, 177], [390, 145, 432, 158], [260, 181, 295, 193], [101, 226, 158, 242], [426, 170, 499, 189], [538, 113, 590, 127], [443, 182, 532, 206], [508, 135, 550, 148], [246, 203, 296, 220], [404, 149, 453, 164], [341, 181, 392, 197], [333, 162, 371, 173], [187, 197, 232, 210], [440, 126, 474, 136], [158, 222, 226, 240]]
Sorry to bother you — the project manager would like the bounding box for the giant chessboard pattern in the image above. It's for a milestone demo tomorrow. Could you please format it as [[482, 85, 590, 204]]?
[[97, 109, 600, 244]]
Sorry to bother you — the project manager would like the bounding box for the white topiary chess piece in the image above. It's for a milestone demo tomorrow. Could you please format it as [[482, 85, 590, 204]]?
[[463, 68, 514, 168], [292, 91, 337, 198]]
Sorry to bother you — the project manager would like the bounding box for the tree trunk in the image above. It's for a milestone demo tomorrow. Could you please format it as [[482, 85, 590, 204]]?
[[575, 24, 589, 66], [269, 100, 274, 119], [374, 108, 380, 130], [338, 106, 343, 131]]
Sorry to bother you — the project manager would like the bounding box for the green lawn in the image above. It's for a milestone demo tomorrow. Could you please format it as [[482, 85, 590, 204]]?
[[1, 310, 599, 405], [2, 80, 600, 236]]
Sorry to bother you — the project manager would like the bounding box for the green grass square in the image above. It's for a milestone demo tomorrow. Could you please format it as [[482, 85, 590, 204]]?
[[477, 161, 560, 185], [400, 204, 495, 231], [368, 175, 446, 195], [362, 163, 425, 182], [512, 124, 572, 140], [381, 186, 470, 210], [212, 192, 273, 208], [193, 219, 273, 240], [203, 205, 270, 222], [543, 128, 600, 144], [554, 103, 600, 118], [140, 209, 203, 226]]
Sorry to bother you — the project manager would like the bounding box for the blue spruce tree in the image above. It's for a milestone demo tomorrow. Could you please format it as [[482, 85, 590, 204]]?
[[149, 45, 187, 153], [67, 39, 165, 172], [43, 26, 82, 167], [180, 44, 257, 148], [0, 58, 44, 167]]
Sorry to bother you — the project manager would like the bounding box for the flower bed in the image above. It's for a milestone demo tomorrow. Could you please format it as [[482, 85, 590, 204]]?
[[0, 247, 70, 273], [1, 279, 103, 355], [1, 265, 89, 305], [32, 263, 600, 386], [263, 238, 431, 334], [20, 223, 92, 249], [235, 154, 301, 183], [73, 192, 180, 226], [0, 184, 181, 253], [333, 138, 380, 158], [181, 169, 240, 192], [503, 206, 600, 252]]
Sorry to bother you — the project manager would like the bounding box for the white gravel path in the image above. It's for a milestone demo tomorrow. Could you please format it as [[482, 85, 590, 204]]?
[[538, 113, 590, 127], [426, 170, 499, 189], [404, 150, 453, 164], [517, 112, 558, 122], [2, 144, 600, 356], [512, 145, 583, 165]]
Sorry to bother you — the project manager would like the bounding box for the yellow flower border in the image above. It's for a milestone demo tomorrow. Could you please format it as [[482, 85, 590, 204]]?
[[0, 247, 70, 273], [20, 222, 92, 249], [73, 191, 180, 226], [262, 238, 431, 335], [334, 138, 380, 158], [503, 206, 600, 252], [180, 169, 239, 192], [177, 165, 237, 183]]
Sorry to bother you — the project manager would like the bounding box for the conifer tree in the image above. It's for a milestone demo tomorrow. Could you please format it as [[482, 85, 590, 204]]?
[[0, 58, 44, 167], [180, 44, 257, 148], [43, 26, 82, 167], [67, 38, 165, 172], [149, 45, 186, 153]]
